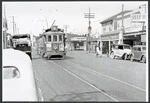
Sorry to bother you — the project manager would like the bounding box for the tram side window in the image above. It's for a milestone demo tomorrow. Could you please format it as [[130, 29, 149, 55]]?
[[53, 35, 57, 41], [59, 35, 62, 41], [48, 35, 51, 42]]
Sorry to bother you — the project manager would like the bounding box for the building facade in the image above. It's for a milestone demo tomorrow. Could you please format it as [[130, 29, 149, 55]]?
[[66, 33, 87, 51], [100, 6, 146, 54]]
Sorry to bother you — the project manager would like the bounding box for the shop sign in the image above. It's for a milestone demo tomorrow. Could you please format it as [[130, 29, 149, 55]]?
[[71, 37, 86, 41], [130, 14, 146, 22], [101, 35, 118, 41]]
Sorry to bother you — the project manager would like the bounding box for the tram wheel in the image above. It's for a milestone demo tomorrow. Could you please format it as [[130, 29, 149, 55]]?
[[42, 53, 45, 58], [61, 55, 65, 60]]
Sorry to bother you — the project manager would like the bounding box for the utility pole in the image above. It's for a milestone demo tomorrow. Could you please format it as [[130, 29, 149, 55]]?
[[139, 4, 146, 31], [12, 16, 15, 35], [84, 8, 95, 52], [119, 4, 124, 44], [14, 23, 17, 34], [3, 5, 8, 49]]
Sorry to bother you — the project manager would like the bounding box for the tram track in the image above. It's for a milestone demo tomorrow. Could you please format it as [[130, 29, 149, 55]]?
[[32, 51, 146, 101], [65, 60, 146, 92], [49, 60, 119, 102]]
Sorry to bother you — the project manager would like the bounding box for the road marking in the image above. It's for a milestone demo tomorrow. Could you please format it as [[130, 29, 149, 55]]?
[[66, 60, 146, 92], [50, 61, 119, 102]]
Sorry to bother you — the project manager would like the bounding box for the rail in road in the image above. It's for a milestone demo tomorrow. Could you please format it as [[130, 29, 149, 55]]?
[[50, 60, 118, 101], [32, 49, 147, 101]]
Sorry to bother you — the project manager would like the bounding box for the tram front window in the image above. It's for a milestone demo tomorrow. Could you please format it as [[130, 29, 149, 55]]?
[[48, 35, 51, 42], [53, 35, 57, 41], [59, 35, 62, 41]]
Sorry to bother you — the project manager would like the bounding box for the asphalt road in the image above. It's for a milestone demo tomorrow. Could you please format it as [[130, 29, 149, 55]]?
[[32, 49, 147, 102]]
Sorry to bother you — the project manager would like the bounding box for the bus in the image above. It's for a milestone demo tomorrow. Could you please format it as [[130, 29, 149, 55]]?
[[37, 26, 66, 59]]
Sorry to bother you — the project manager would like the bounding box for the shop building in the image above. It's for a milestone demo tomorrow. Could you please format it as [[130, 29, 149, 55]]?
[[66, 33, 100, 51], [66, 33, 87, 51], [100, 7, 146, 54]]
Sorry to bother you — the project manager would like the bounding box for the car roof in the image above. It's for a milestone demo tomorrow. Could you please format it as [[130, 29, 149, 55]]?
[[133, 45, 146, 47], [113, 43, 130, 46], [3, 49, 31, 69], [11, 34, 30, 38], [3, 49, 38, 101]]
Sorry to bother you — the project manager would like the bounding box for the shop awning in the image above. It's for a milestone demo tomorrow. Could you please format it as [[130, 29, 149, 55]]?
[[100, 30, 120, 37], [124, 30, 146, 36]]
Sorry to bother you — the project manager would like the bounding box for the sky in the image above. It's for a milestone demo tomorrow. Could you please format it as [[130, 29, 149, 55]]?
[[2, 1, 147, 37]]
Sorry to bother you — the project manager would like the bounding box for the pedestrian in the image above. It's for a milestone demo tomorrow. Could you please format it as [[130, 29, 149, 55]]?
[[96, 45, 102, 58]]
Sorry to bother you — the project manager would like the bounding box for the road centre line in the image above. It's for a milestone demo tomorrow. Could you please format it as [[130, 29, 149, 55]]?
[[66, 60, 146, 92], [50, 60, 119, 102]]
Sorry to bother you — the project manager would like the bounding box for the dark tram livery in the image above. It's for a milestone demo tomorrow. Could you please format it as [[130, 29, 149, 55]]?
[[37, 26, 66, 59]]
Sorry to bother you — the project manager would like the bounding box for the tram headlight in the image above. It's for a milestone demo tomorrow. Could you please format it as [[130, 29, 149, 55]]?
[[59, 43, 64, 51], [46, 43, 52, 51]]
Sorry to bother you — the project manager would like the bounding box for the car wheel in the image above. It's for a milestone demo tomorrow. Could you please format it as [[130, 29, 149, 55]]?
[[124, 53, 128, 60], [110, 52, 115, 59], [130, 55, 134, 62], [141, 56, 146, 63], [42, 53, 45, 58]]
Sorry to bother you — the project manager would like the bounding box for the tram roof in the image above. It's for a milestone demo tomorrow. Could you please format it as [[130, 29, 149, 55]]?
[[43, 31, 65, 35]]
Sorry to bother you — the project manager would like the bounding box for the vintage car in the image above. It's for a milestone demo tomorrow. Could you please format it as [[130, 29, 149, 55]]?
[[11, 34, 32, 59], [130, 45, 146, 63], [110, 44, 131, 60], [3, 49, 44, 101]]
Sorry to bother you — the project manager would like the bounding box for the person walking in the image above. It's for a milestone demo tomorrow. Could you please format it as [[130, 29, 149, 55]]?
[[96, 45, 102, 58]]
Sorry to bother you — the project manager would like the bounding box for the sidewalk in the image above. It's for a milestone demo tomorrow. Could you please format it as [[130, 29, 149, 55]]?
[[86, 51, 109, 57]]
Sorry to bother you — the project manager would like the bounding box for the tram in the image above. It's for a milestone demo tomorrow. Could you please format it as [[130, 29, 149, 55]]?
[[37, 26, 67, 59]]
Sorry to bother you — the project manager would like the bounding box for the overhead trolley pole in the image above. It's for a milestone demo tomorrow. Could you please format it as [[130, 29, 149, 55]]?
[[84, 8, 95, 52]]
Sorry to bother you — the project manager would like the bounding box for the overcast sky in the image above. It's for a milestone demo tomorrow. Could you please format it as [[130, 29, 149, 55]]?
[[2, 1, 147, 36]]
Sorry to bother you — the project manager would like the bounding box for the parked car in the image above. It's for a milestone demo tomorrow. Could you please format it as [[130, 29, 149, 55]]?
[[110, 44, 131, 60], [130, 45, 146, 63], [3, 49, 44, 101], [11, 34, 32, 59]]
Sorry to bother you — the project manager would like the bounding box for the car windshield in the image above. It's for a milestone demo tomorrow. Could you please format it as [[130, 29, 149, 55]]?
[[142, 47, 146, 51], [12, 35, 30, 39]]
